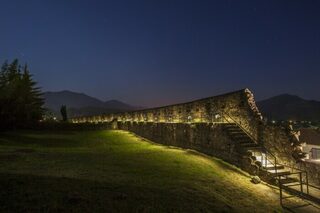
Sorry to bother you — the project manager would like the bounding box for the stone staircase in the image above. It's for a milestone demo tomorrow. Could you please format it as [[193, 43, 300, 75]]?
[[223, 123, 261, 152], [222, 123, 319, 205]]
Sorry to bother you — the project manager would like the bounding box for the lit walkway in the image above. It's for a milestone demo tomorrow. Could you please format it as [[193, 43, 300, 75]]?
[[283, 202, 320, 213], [286, 183, 320, 204]]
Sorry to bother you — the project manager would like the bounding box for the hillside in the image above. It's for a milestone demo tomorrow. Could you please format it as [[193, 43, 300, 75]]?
[[257, 94, 320, 121], [0, 130, 305, 212], [43, 91, 138, 118]]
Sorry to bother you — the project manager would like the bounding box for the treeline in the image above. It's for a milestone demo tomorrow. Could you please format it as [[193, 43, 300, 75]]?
[[0, 59, 44, 129]]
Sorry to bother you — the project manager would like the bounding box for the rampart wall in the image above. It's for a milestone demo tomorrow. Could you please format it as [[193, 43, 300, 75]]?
[[71, 88, 319, 185]]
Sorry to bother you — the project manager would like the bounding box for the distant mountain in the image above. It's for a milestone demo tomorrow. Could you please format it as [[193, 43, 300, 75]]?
[[43, 91, 104, 110], [104, 99, 136, 111], [257, 94, 320, 121], [43, 90, 139, 118]]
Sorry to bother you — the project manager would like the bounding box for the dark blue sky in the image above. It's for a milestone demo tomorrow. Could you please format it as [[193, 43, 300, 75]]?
[[1, 0, 320, 107]]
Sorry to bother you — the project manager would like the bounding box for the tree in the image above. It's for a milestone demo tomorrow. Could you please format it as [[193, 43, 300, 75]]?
[[0, 59, 44, 129], [19, 64, 44, 124], [60, 105, 68, 122]]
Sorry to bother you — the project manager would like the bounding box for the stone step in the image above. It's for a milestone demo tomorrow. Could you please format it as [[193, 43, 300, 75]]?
[[234, 138, 252, 143], [227, 130, 243, 133], [225, 128, 242, 133], [255, 155, 277, 162], [225, 125, 240, 129], [223, 124, 240, 128], [263, 164, 285, 170], [228, 130, 247, 135], [280, 178, 300, 186], [223, 123, 237, 127], [240, 143, 260, 148], [240, 147, 263, 154], [231, 134, 249, 138], [232, 137, 250, 142], [255, 157, 283, 170], [234, 138, 249, 142], [268, 169, 291, 176], [250, 151, 265, 156], [238, 140, 254, 144], [255, 156, 273, 165], [233, 135, 251, 139], [240, 147, 261, 152], [239, 142, 255, 146], [232, 137, 251, 141]]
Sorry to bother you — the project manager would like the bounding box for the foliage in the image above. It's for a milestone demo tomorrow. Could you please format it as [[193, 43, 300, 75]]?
[[0, 59, 44, 129], [60, 105, 68, 122]]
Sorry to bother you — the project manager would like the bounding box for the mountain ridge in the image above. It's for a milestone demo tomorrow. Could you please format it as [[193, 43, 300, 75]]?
[[43, 91, 320, 121], [257, 94, 320, 121], [43, 90, 139, 118]]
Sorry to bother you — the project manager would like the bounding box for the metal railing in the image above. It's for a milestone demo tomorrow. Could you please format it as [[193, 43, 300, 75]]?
[[277, 164, 309, 194], [218, 110, 313, 205], [278, 170, 310, 206], [220, 111, 279, 175], [221, 112, 258, 144]]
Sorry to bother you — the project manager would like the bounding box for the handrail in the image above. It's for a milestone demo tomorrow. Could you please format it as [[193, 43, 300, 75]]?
[[219, 110, 282, 177], [308, 183, 320, 191], [281, 171, 305, 176], [278, 170, 310, 195], [221, 112, 259, 144], [219, 111, 278, 171], [220, 110, 311, 198], [278, 163, 304, 173]]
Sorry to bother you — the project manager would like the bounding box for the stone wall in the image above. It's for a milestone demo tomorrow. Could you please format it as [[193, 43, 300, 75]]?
[[71, 88, 319, 185], [117, 122, 240, 166], [299, 161, 320, 186], [260, 124, 299, 165], [70, 88, 295, 164], [72, 88, 263, 140]]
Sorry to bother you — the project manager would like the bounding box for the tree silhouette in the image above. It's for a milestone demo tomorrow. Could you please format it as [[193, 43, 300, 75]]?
[[60, 105, 68, 122], [0, 59, 44, 129]]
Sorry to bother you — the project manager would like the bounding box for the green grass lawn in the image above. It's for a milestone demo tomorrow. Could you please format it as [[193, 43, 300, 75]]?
[[0, 130, 304, 212]]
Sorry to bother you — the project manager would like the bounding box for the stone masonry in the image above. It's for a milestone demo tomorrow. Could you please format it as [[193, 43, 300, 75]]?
[[71, 88, 320, 186]]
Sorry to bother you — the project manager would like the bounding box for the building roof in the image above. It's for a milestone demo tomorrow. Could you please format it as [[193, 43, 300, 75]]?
[[300, 128, 320, 146]]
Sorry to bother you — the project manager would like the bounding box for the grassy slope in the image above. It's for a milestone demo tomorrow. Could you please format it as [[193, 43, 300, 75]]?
[[0, 130, 300, 212]]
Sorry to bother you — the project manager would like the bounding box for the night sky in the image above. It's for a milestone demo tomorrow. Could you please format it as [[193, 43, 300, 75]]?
[[1, 0, 320, 107]]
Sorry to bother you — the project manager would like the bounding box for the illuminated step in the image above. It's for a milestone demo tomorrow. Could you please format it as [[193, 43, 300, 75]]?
[[268, 169, 291, 176], [255, 156, 273, 165], [263, 164, 285, 170]]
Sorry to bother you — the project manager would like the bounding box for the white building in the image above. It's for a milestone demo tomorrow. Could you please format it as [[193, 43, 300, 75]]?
[[300, 128, 320, 162]]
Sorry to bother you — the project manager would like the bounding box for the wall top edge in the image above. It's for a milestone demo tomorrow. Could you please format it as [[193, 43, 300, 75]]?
[[72, 88, 253, 119]]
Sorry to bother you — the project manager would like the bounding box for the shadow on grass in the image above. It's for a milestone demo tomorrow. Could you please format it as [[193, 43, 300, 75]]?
[[0, 173, 232, 213], [282, 202, 320, 213], [182, 148, 250, 178], [0, 131, 87, 148]]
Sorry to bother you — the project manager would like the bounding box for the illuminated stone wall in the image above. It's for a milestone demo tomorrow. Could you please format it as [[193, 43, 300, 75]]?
[[72, 88, 263, 140], [259, 125, 297, 165], [71, 88, 319, 185], [300, 162, 320, 186], [70, 88, 287, 163], [71, 88, 262, 166], [118, 122, 240, 165]]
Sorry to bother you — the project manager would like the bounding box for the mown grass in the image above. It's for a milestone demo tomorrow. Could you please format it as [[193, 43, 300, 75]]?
[[0, 130, 303, 212]]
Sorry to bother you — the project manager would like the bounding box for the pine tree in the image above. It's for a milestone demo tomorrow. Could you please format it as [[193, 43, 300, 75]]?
[[0, 59, 44, 129], [0, 60, 19, 127], [0, 60, 9, 88], [20, 64, 44, 125], [0, 61, 9, 127]]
